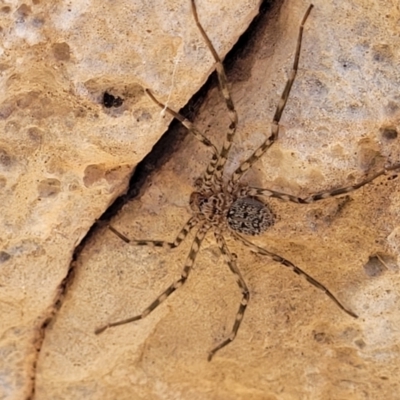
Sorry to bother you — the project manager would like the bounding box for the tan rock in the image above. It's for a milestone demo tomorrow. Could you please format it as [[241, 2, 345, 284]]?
[[0, 0, 259, 398], [2, 0, 400, 399]]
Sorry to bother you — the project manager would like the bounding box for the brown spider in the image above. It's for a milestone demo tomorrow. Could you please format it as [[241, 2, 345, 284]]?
[[95, 1, 400, 361]]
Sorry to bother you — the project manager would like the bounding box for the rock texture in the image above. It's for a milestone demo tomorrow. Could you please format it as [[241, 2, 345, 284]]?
[[0, 0, 259, 398], [2, 0, 400, 399]]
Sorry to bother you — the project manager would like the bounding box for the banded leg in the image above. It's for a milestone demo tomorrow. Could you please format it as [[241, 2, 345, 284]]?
[[147, 88, 221, 190], [208, 231, 250, 361], [95, 224, 209, 335], [228, 5, 313, 191], [243, 163, 400, 204], [109, 216, 199, 249], [191, 0, 238, 185], [146, 88, 219, 189], [145, 89, 218, 155], [233, 231, 358, 318]]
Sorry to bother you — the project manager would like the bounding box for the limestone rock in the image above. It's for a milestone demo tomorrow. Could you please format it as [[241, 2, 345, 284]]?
[[0, 0, 259, 398], [2, 0, 400, 399]]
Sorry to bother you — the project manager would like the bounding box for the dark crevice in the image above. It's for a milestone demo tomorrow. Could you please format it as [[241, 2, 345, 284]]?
[[29, 0, 281, 397]]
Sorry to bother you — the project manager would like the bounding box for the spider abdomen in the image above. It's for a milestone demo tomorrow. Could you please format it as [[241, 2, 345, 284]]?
[[227, 197, 275, 236]]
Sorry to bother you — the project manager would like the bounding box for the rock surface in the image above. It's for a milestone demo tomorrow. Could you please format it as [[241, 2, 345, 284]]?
[[0, 0, 259, 398], [2, 0, 400, 399]]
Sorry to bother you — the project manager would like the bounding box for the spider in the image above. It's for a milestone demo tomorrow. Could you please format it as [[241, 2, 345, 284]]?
[[95, 0, 400, 361]]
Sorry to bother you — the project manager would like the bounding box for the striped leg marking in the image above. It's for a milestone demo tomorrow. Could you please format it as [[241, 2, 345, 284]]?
[[146, 89, 218, 153], [233, 231, 358, 319], [243, 163, 400, 204], [146, 88, 219, 189], [95, 224, 209, 335], [229, 5, 314, 191], [301, 163, 400, 203], [109, 216, 199, 249], [191, 0, 238, 186], [208, 232, 250, 361]]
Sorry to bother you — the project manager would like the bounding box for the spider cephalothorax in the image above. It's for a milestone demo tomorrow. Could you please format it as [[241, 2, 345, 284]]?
[[96, 1, 399, 361], [189, 191, 226, 224]]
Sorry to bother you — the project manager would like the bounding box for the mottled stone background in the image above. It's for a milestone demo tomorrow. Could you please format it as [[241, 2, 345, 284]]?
[[1, 0, 399, 399]]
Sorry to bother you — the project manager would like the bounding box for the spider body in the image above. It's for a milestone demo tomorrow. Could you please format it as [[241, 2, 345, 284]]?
[[96, 1, 400, 361], [227, 195, 275, 236], [190, 187, 274, 235]]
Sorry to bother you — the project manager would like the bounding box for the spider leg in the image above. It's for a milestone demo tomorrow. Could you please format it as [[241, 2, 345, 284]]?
[[233, 231, 358, 319], [108, 216, 199, 249], [146, 88, 219, 158], [229, 5, 313, 192], [241, 186, 309, 204], [145, 90, 218, 190], [145, 0, 240, 191], [244, 163, 400, 204], [208, 232, 250, 361], [95, 224, 209, 335], [191, 0, 238, 185], [300, 163, 400, 203]]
